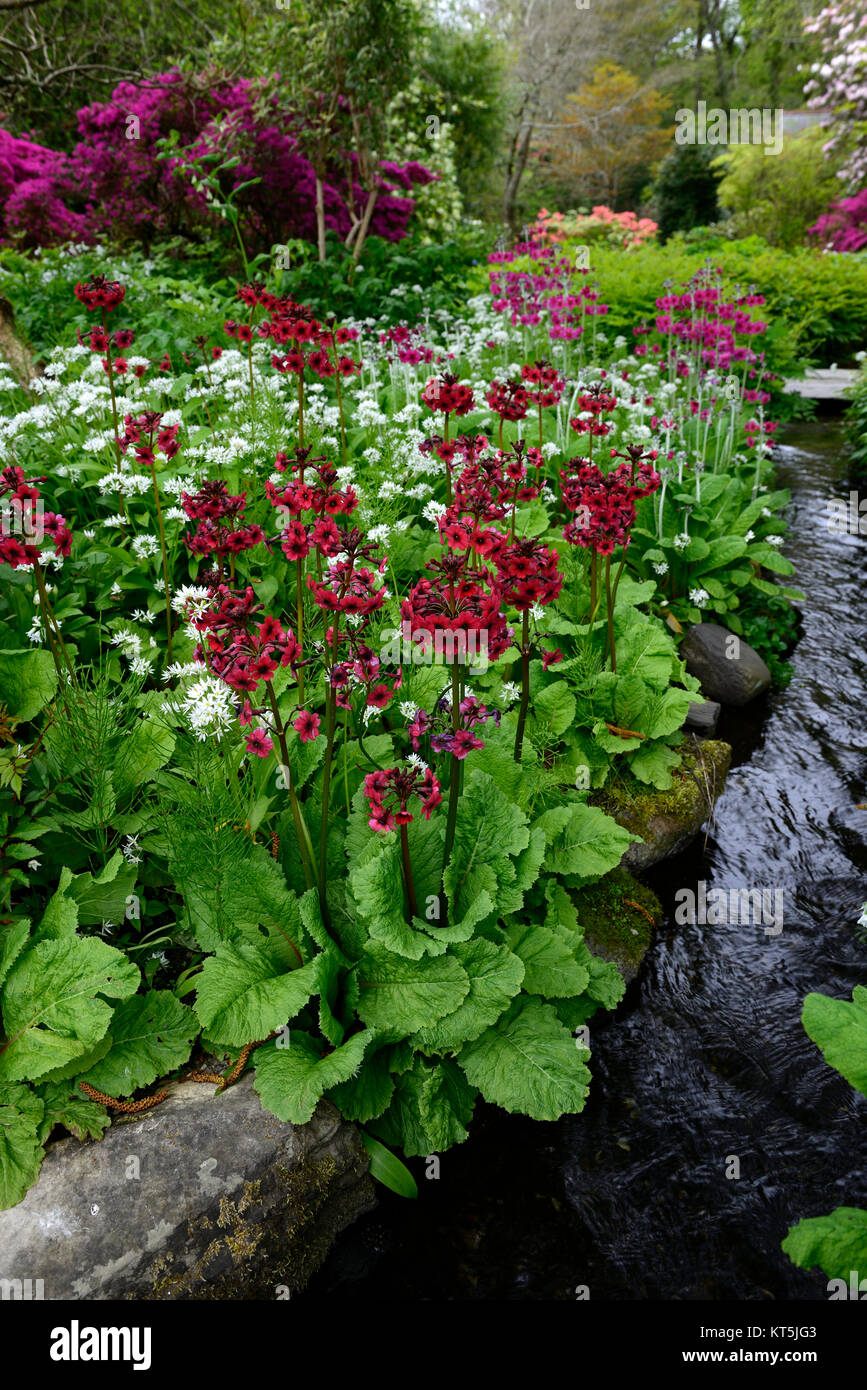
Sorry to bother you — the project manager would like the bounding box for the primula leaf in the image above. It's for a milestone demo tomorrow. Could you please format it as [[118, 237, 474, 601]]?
[[357, 945, 469, 1040], [369, 1055, 476, 1156], [78, 991, 198, 1096], [0, 648, 58, 722], [801, 987, 867, 1097], [253, 1028, 372, 1124], [782, 1208, 867, 1282], [194, 943, 321, 1048], [0, 937, 139, 1083], [504, 921, 589, 998], [34, 1080, 111, 1144], [329, 1046, 395, 1122], [628, 740, 682, 789], [411, 939, 525, 1053], [536, 802, 636, 884], [458, 996, 591, 1121], [0, 1083, 45, 1209], [534, 680, 577, 736], [443, 770, 529, 922], [0, 920, 30, 990]]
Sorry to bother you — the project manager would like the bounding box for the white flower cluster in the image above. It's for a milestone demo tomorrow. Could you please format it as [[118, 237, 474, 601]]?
[[173, 672, 236, 741]]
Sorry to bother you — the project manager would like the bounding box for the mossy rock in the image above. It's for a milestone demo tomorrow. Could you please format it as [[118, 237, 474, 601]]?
[[593, 738, 731, 873], [572, 868, 662, 985]]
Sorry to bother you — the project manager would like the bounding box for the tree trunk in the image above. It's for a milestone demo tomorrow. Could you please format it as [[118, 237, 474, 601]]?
[[352, 187, 379, 263], [503, 120, 534, 233]]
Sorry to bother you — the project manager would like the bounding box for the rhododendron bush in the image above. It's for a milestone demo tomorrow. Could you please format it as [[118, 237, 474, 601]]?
[[0, 70, 436, 255], [0, 239, 800, 1206]]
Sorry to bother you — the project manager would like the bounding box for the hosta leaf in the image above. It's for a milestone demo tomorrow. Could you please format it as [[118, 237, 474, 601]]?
[[253, 1028, 372, 1124], [801, 987, 867, 1097], [504, 921, 589, 998], [194, 944, 321, 1048], [78, 991, 198, 1096], [411, 939, 525, 1053], [458, 996, 591, 1121], [782, 1208, 867, 1282], [0, 1083, 45, 1209], [357, 945, 469, 1040], [0, 938, 139, 1084]]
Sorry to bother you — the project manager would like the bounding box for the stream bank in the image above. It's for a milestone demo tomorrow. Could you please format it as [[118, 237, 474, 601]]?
[[298, 419, 867, 1301]]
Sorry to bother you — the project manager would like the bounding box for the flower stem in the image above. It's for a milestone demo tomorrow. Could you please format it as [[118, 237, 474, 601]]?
[[605, 554, 617, 673], [400, 822, 418, 921], [318, 621, 341, 906], [440, 656, 463, 923], [265, 681, 316, 897], [513, 608, 531, 763], [294, 557, 305, 704]]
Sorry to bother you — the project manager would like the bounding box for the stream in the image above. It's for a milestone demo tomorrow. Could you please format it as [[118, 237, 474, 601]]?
[[302, 420, 867, 1301]]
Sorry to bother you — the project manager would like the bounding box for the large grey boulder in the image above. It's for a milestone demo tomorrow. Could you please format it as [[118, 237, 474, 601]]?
[[680, 623, 771, 706], [0, 1075, 375, 1300]]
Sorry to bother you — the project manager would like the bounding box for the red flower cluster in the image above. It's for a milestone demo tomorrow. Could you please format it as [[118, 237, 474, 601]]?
[[193, 585, 300, 693], [119, 411, 180, 464], [561, 451, 661, 555], [485, 378, 529, 422], [182, 483, 266, 562], [265, 450, 358, 533], [401, 554, 512, 661], [569, 384, 619, 435], [487, 533, 563, 611], [74, 275, 126, 312], [422, 374, 475, 417], [521, 359, 566, 407], [0, 466, 70, 568], [364, 764, 442, 832]]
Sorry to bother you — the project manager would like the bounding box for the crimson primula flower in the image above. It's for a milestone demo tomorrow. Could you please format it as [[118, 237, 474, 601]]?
[[364, 764, 442, 832]]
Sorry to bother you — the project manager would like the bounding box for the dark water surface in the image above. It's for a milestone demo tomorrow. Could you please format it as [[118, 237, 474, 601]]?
[[302, 422, 867, 1301]]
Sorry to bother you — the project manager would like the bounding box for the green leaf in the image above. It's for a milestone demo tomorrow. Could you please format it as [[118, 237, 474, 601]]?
[[34, 1080, 111, 1144], [0, 938, 139, 1083], [0, 1083, 45, 1209], [458, 996, 591, 1121], [628, 740, 681, 790], [782, 1208, 867, 1282], [112, 716, 175, 802], [443, 770, 529, 922], [78, 991, 197, 1096], [194, 944, 321, 1048], [504, 921, 589, 998], [350, 835, 426, 959], [253, 1028, 372, 1124], [536, 802, 636, 883], [411, 939, 525, 1053], [0, 920, 30, 990], [329, 1047, 395, 1122], [360, 1132, 418, 1198], [369, 1055, 476, 1156], [357, 945, 469, 1040], [801, 987, 867, 1097], [534, 680, 576, 736], [0, 648, 58, 721]]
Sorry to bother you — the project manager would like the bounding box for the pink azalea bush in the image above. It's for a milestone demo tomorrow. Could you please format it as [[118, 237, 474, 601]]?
[[0, 70, 437, 252], [530, 205, 657, 250], [808, 189, 867, 252]]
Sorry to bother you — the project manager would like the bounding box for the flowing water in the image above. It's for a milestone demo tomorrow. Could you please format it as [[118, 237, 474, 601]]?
[[302, 420, 867, 1301]]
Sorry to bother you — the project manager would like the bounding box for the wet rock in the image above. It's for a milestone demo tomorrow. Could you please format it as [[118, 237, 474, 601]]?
[[681, 623, 771, 706], [575, 869, 662, 985], [596, 739, 732, 874], [0, 1075, 375, 1301], [684, 696, 721, 736]]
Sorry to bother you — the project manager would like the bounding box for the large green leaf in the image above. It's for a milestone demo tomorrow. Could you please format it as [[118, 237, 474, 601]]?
[[802, 987, 867, 1097], [411, 939, 525, 1053], [782, 1208, 867, 1282], [504, 921, 589, 998], [534, 680, 577, 736], [536, 802, 636, 884], [369, 1055, 476, 1156], [357, 945, 469, 1040], [0, 648, 57, 721], [458, 996, 591, 1121], [254, 1028, 373, 1124], [194, 943, 320, 1048], [0, 1083, 45, 1209], [0, 937, 139, 1083], [329, 1047, 395, 1122], [443, 770, 529, 922], [78, 991, 197, 1096], [34, 1080, 111, 1144]]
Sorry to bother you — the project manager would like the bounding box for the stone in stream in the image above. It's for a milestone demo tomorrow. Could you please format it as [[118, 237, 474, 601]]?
[[684, 695, 721, 735], [0, 1075, 375, 1300], [680, 622, 771, 707]]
